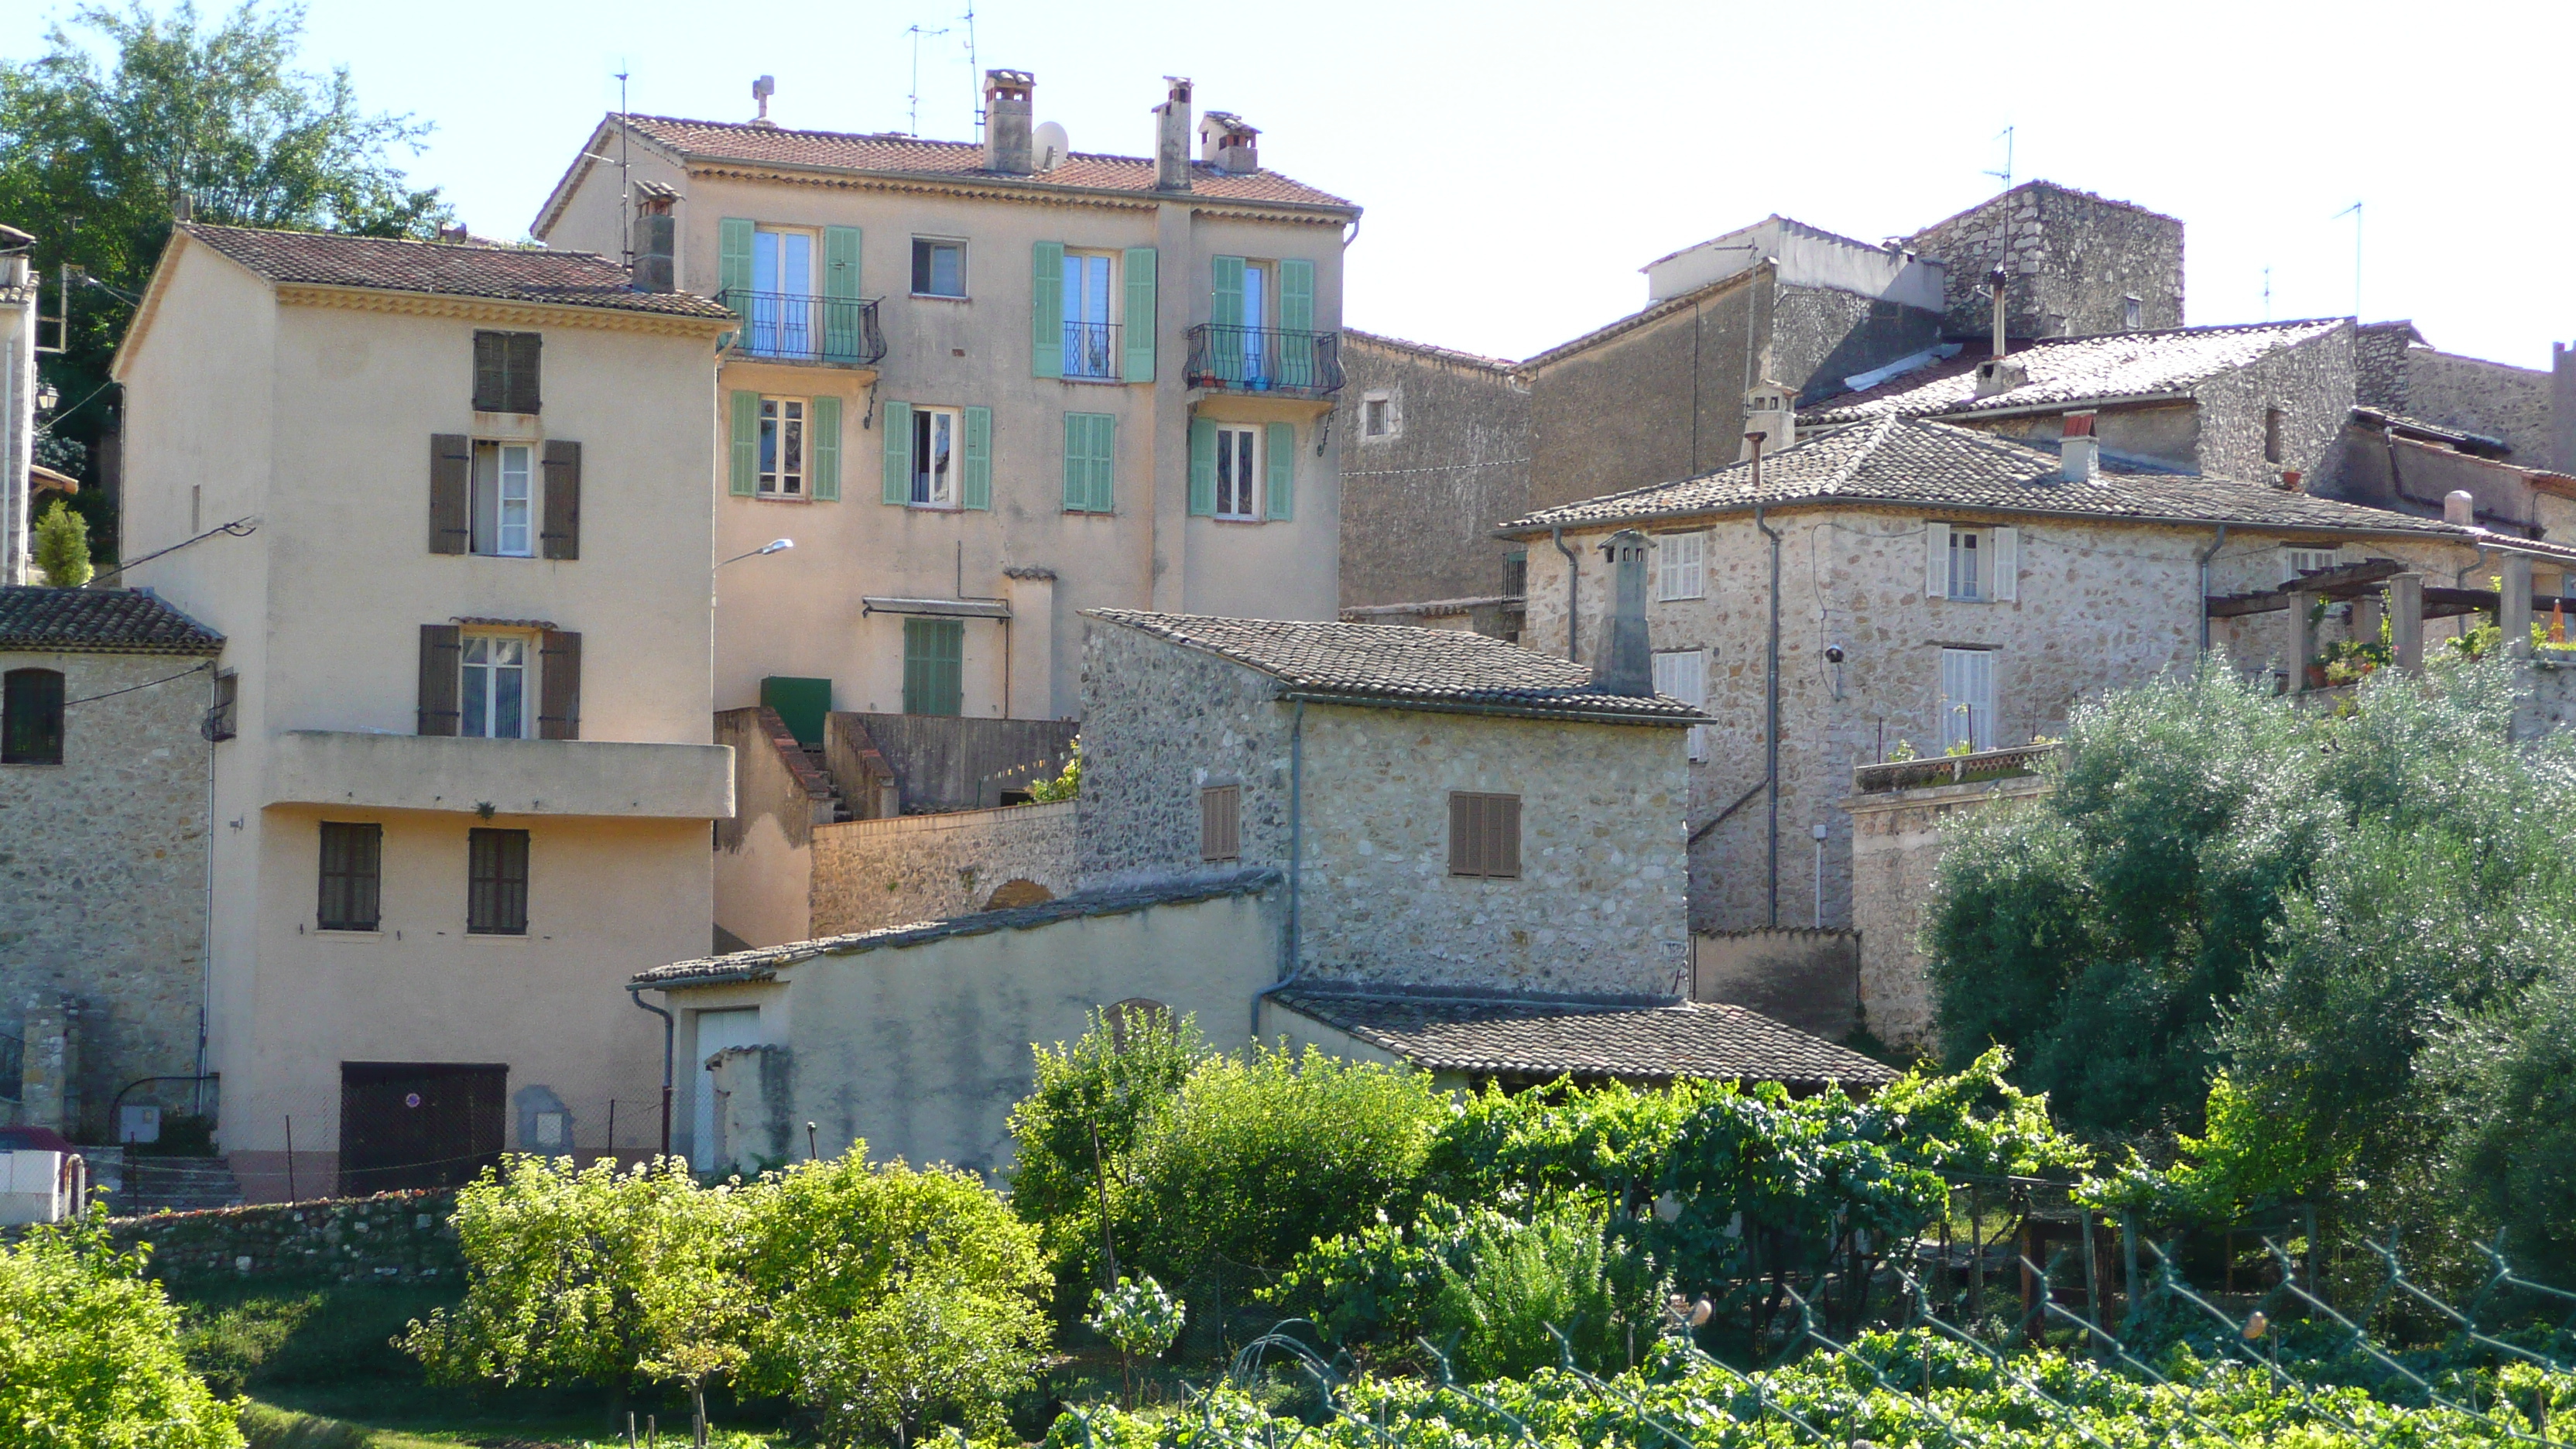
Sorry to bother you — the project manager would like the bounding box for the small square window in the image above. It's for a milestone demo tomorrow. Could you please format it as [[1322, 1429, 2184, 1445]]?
[[1201, 785, 1241, 862], [468, 827, 529, 935], [2122, 294, 2143, 331], [2263, 407, 2287, 465], [471, 331, 541, 414], [3, 668, 66, 765], [1656, 532, 1707, 601], [2283, 545, 2344, 583], [912, 238, 966, 298], [318, 821, 382, 931], [1447, 792, 1522, 879], [1361, 389, 1399, 439]]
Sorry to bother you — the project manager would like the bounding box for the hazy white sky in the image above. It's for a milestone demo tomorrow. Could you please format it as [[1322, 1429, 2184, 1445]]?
[[12, 0, 2572, 369]]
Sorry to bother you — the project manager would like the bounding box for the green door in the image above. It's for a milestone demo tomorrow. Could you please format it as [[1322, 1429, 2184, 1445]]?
[[903, 618, 964, 717]]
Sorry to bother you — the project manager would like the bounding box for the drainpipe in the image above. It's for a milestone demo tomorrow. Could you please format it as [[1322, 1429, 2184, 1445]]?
[[1751, 432, 1781, 929], [1253, 699, 1307, 1037], [2196, 523, 2229, 663], [1551, 528, 1581, 662], [627, 985, 675, 1161]]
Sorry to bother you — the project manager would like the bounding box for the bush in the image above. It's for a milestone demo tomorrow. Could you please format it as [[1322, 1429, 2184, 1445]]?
[[1420, 1200, 1661, 1380], [1005, 1009, 1208, 1284], [33, 497, 94, 586], [0, 1216, 242, 1448]]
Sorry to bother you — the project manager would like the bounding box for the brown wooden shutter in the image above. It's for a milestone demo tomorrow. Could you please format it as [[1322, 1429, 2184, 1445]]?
[[508, 332, 542, 413], [472, 331, 506, 411], [1492, 795, 1522, 878], [1449, 793, 1475, 875], [417, 624, 461, 735], [540, 440, 581, 560], [538, 629, 581, 740], [1447, 792, 1522, 878], [429, 434, 470, 553]]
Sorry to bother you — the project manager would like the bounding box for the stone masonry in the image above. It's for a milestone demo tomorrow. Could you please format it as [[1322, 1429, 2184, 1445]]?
[[1908, 181, 2185, 340], [1335, 332, 1532, 614], [1844, 772, 2052, 1047], [809, 800, 1077, 935]]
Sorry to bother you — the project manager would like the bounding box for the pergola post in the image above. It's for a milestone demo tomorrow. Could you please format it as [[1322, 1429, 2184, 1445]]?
[[2502, 553, 2535, 657], [2391, 573, 2426, 673], [2287, 585, 2317, 691]]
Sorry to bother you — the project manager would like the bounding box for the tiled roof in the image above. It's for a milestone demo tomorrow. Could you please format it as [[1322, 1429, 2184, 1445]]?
[[181, 224, 738, 320], [1084, 610, 1703, 724], [1806, 320, 2348, 422], [1498, 416, 2576, 560], [1272, 987, 1896, 1089], [0, 587, 223, 655], [632, 869, 1279, 988], [1343, 329, 1522, 373], [615, 115, 1357, 213]]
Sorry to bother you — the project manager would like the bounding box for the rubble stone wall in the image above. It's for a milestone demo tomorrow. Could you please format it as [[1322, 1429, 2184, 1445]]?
[[1910, 182, 2185, 341], [1845, 775, 2052, 1049], [810, 801, 1078, 935], [104, 1189, 460, 1288], [2404, 347, 2555, 463], [1336, 334, 1532, 610]]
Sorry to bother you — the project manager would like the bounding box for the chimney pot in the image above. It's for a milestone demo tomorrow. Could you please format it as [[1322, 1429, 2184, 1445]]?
[[2444, 489, 2478, 526], [1592, 529, 1655, 697], [1198, 111, 1261, 174], [631, 211, 675, 293], [2281, 468, 2304, 493], [1153, 77, 1193, 191], [982, 70, 1034, 174], [1740, 380, 1796, 463], [2060, 437, 2099, 483]]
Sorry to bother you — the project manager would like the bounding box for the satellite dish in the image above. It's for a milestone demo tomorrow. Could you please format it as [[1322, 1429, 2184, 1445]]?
[[1033, 121, 1069, 171]]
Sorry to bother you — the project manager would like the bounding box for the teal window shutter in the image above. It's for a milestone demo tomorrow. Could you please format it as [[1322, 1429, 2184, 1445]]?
[[822, 226, 863, 361], [1031, 242, 1064, 379], [1211, 256, 1245, 327], [882, 400, 913, 505], [1278, 259, 1317, 388], [1265, 421, 1295, 519], [1062, 413, 1088, 512], [810, 395, 842, 501], [1090, 413, 1115, 513], [1122, 247, 1157, 384], [903, 618, 964, 716], [962, 406, 993, 509], [1189, 417, 1217, 516], [718, 218, 755, 309], [728, 390, 759, 495]]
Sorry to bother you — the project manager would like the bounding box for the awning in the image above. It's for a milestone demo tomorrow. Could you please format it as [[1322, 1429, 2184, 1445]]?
[[860, 596, 1011, 619]]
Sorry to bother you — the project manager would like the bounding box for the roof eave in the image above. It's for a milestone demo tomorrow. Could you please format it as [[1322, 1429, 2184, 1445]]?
[[1276, 688, 1702, 728], [674, 149, 1360, 221]]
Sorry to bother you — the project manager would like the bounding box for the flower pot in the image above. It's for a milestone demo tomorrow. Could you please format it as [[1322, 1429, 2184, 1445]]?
[[2305, 664, 2331, 690]]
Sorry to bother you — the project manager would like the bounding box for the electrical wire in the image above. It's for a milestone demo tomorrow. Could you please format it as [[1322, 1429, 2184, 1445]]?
[[90, 516, 258, 581], [63, 659, 211, 707]]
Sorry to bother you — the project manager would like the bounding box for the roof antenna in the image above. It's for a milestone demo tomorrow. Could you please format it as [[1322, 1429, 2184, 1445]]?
[[904, 24, 950, 136], [961, 3, 980, 138], [1984, 125, 2014, 191], [615, 63, 632, 264], [2262, 265, 2272, 322], [2332, 200, 2363, 319]]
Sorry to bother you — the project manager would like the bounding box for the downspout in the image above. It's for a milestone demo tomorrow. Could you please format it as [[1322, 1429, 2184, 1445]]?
[[2196, 522, 2229, 663], [627, 985, 676, 1161], [1752, 433, 1782, 929], [1253, 699, 1307, 1037], [2454, 543, 2492, 589], [1552, 528, 1581, 663], [197, 673, 218, 1118]]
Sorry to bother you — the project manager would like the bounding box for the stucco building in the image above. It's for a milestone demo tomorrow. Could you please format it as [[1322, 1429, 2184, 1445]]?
[[114, 224, 738, 1200]]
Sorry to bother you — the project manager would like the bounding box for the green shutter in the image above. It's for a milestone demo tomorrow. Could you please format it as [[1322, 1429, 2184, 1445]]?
[[1031, 241, 1064, 379], [1122, 246, 1157, 384], [1090, 413, 1115, 513], [904, 618, 964, 717], [1278, 259, 1317, 388], [728, 390, 759, 495], [1062, 413, 1090, 512], [822, 225, 863, 361], [1212, 255, 1245, 327], [1266, 421, 1295, 520], [961, 405, 992, 509], [718, 218, 755, 308], [1189, 416, 1217, 516], [882, 400, 913, 505], [810, 395, 842, 501]]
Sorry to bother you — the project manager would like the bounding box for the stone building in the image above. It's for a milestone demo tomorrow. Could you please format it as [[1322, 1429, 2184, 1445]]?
[[1903, 181, 2185, 341], [2355, 320, 2557, 464], [1334, 331, 1530, 636], [1, 586, 223, 1139]]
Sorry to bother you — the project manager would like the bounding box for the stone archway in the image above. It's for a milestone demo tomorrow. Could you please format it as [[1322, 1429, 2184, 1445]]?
[[985, 878, 1053, 910]]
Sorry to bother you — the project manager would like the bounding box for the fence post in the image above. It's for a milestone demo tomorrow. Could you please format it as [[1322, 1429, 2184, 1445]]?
[[1969, 1183, 1985, 1321], [2122, 1211, 2139, 1333], [2081, 1208, 2102, 1355]]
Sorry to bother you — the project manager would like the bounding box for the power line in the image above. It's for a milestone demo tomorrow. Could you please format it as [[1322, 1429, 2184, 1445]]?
[[64, 660, 211, 708]]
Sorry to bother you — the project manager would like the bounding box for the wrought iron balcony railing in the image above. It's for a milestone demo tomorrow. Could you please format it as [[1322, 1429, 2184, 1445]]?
[[718, 289, 888, 367], [1184, 324, 1344, 396], [1062, 320, 1120, 380]]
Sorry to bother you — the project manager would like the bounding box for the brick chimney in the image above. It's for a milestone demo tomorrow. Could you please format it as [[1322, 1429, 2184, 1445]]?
[[2060, 409, 2098, 482], [631, 188, 676, 293], [1198, 111, 1259, 173], [1153, 77, 1193, 191], [1592, 529, 1653, 697], [983, 70, 1033, 174]]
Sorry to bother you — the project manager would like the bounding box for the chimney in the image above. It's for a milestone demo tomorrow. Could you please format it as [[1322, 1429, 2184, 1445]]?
[[631, 190, 676, 293], [1153, 77, 1193, 191], [2444, 489, 2477, 526], [982, 70, 1033, 174], [1741, 379, 1796, 462], [1989, 266, 2009, 360], [750, 75, 776, 127], [2554, 341, 2574, 474], [1592, 529, 1654, 697], [1198, 111, 1260, 174], [2060, 409, 2098, 482]]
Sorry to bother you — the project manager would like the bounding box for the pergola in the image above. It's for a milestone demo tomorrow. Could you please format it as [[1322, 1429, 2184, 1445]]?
[[2204, 553, 2565, 687]]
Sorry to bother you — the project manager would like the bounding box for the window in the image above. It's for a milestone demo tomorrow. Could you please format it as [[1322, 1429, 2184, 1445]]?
[[760, 397, 807, 496], [1938, 647, 1995, 754], [460, 633, 528, 739], [903, 617, 964, 716], [1214, 425, 1260, 519], [1948, 529, 1982, 600], [2263, 407, 2287, 465], [1063, 411, 1115, 513], [1448, 792, 1522, 879], [1362, 389, 1398, 438], [2283, 545, 2345, 583], [1652, 649, 1710, 762], [1201, 785, 1241, 861], [471, 331, 540, 414], [470, 441, 534, 556], [2123, 294, 2143, 331], [748, 228, 814, 357], [1925, 523, 2017, 602], [2, 668, 65, 765], [912, 238, 966, 297], [912, 406, 962, 507], [1656, 532, 1707, 601], [206, 670, 238, 742], [468, 827, 529, 935], [317, 821, 382, 931], [1062, 251, 1117, 379]]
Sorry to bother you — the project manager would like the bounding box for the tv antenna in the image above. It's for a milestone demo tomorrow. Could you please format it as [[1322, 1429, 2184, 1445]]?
[[961, 3, 981, 136], [2331, 200, 2363, 319], [1984, 125, 2015, 191], [905, 23, 951, 135], [614, 64, 632, 262], [2262, 265, 2273, 322]]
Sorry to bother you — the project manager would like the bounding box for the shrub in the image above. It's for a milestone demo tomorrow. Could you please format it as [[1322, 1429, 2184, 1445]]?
[[1005, 1009, 1208, 1283], [0, 1216, 242, 1448], [1420, 1199, 1660, 1380], [33, 498, 94, 586]]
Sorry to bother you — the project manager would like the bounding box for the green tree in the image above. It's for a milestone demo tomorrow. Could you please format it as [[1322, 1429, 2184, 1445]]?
[[33, 498, 94, 585], [1004, 1008, 1207, 1285], [0, 1217, 242, 1448]]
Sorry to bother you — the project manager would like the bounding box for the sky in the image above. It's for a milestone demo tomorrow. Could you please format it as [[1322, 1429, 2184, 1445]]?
[[9, 0, 2573, 370]]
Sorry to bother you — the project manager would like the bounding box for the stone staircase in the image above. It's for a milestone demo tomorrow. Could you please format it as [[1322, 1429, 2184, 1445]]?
[[801, 743, 860, 823], [119, 1155, 247, 1214]]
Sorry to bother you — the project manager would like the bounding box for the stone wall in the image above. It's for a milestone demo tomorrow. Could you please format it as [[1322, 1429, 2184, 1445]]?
[[1771, 286, 1946, 406], [1845, 774, 2053, 1048], [2355, 322, 2418, 413], [105, 1189, 460, 1288], [2403, 347, 2555, 463], [2189, 320, 2356, 488], [2512, 656, 2576, 742], [1335, 332, 1533, 611], [2555, 343, 2574, 474], [1909, 181, 2185, 341], [0, 648, 214, 1139], [1692, 930, 1859, 1040], [810, 800, 1078, 935]]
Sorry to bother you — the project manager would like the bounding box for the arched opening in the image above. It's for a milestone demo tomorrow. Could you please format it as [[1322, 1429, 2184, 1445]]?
[[985, 878, 1053, 910]]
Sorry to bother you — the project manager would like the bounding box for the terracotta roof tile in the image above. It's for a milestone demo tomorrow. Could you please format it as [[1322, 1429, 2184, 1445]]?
[[1806, 320, 2346, 422], [1273, 987, 1896, 1089], [1084, 610, 1703, 724], [0, 587, 223, 655], [182, 224, 737, 320]]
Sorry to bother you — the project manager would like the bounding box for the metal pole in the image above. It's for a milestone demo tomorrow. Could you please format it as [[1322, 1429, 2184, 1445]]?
[[283, 1115, 296, 1203], [2122, 1211, 2140, 1334], [1969, 1182, 1984, 1320]]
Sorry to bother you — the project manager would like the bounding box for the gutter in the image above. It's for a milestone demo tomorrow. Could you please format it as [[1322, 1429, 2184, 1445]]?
[[2196, 523, 2228, 660], [626, 985, 677, 1160], [1255, 700, 1308, 1036], [1753, 493, 1783, 929], [1552, 528, 1581, 663]]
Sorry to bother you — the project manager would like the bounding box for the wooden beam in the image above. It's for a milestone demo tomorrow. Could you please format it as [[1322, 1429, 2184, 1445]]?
[[2283, 558, 2408, 594]]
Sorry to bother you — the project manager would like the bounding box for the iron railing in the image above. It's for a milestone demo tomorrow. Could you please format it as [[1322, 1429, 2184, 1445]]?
[[1184, 324, 1344, 396], [1063, 320, 1122, 380], [717, 289, 887, 366]]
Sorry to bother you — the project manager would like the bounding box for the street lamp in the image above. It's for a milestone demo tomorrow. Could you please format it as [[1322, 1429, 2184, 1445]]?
[[718, 538, 793, 567]]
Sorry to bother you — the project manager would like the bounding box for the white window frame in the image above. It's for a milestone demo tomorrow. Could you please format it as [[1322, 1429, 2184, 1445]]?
[[1361, 389, 1399, 439], [912, 237, 968, 299], [1925, 522, 2017, 602], [1214, 423, 1261, 521], [1938, 646, 1995, 754], [460, 631, 531, 741], [1656, 531, 1707, 601], [1062, 248, 1119, 380], [1240, 260, 1276, 378], [1653, 647, 1710, 762], [470, 440, 534, 557], [1948, 528, 1985, 601], [912, 405, 964, 509], [759, 396, 807, 497], [2283, 543, 2345, 583], [748, 228, 817, 357]]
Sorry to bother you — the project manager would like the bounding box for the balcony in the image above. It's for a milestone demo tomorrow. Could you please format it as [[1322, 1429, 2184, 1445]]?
[[718, 289, 887, 368], [264, 731, 736, 820], [1184, 324, 1344, 397], [1061, 321, 1121, 381]]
